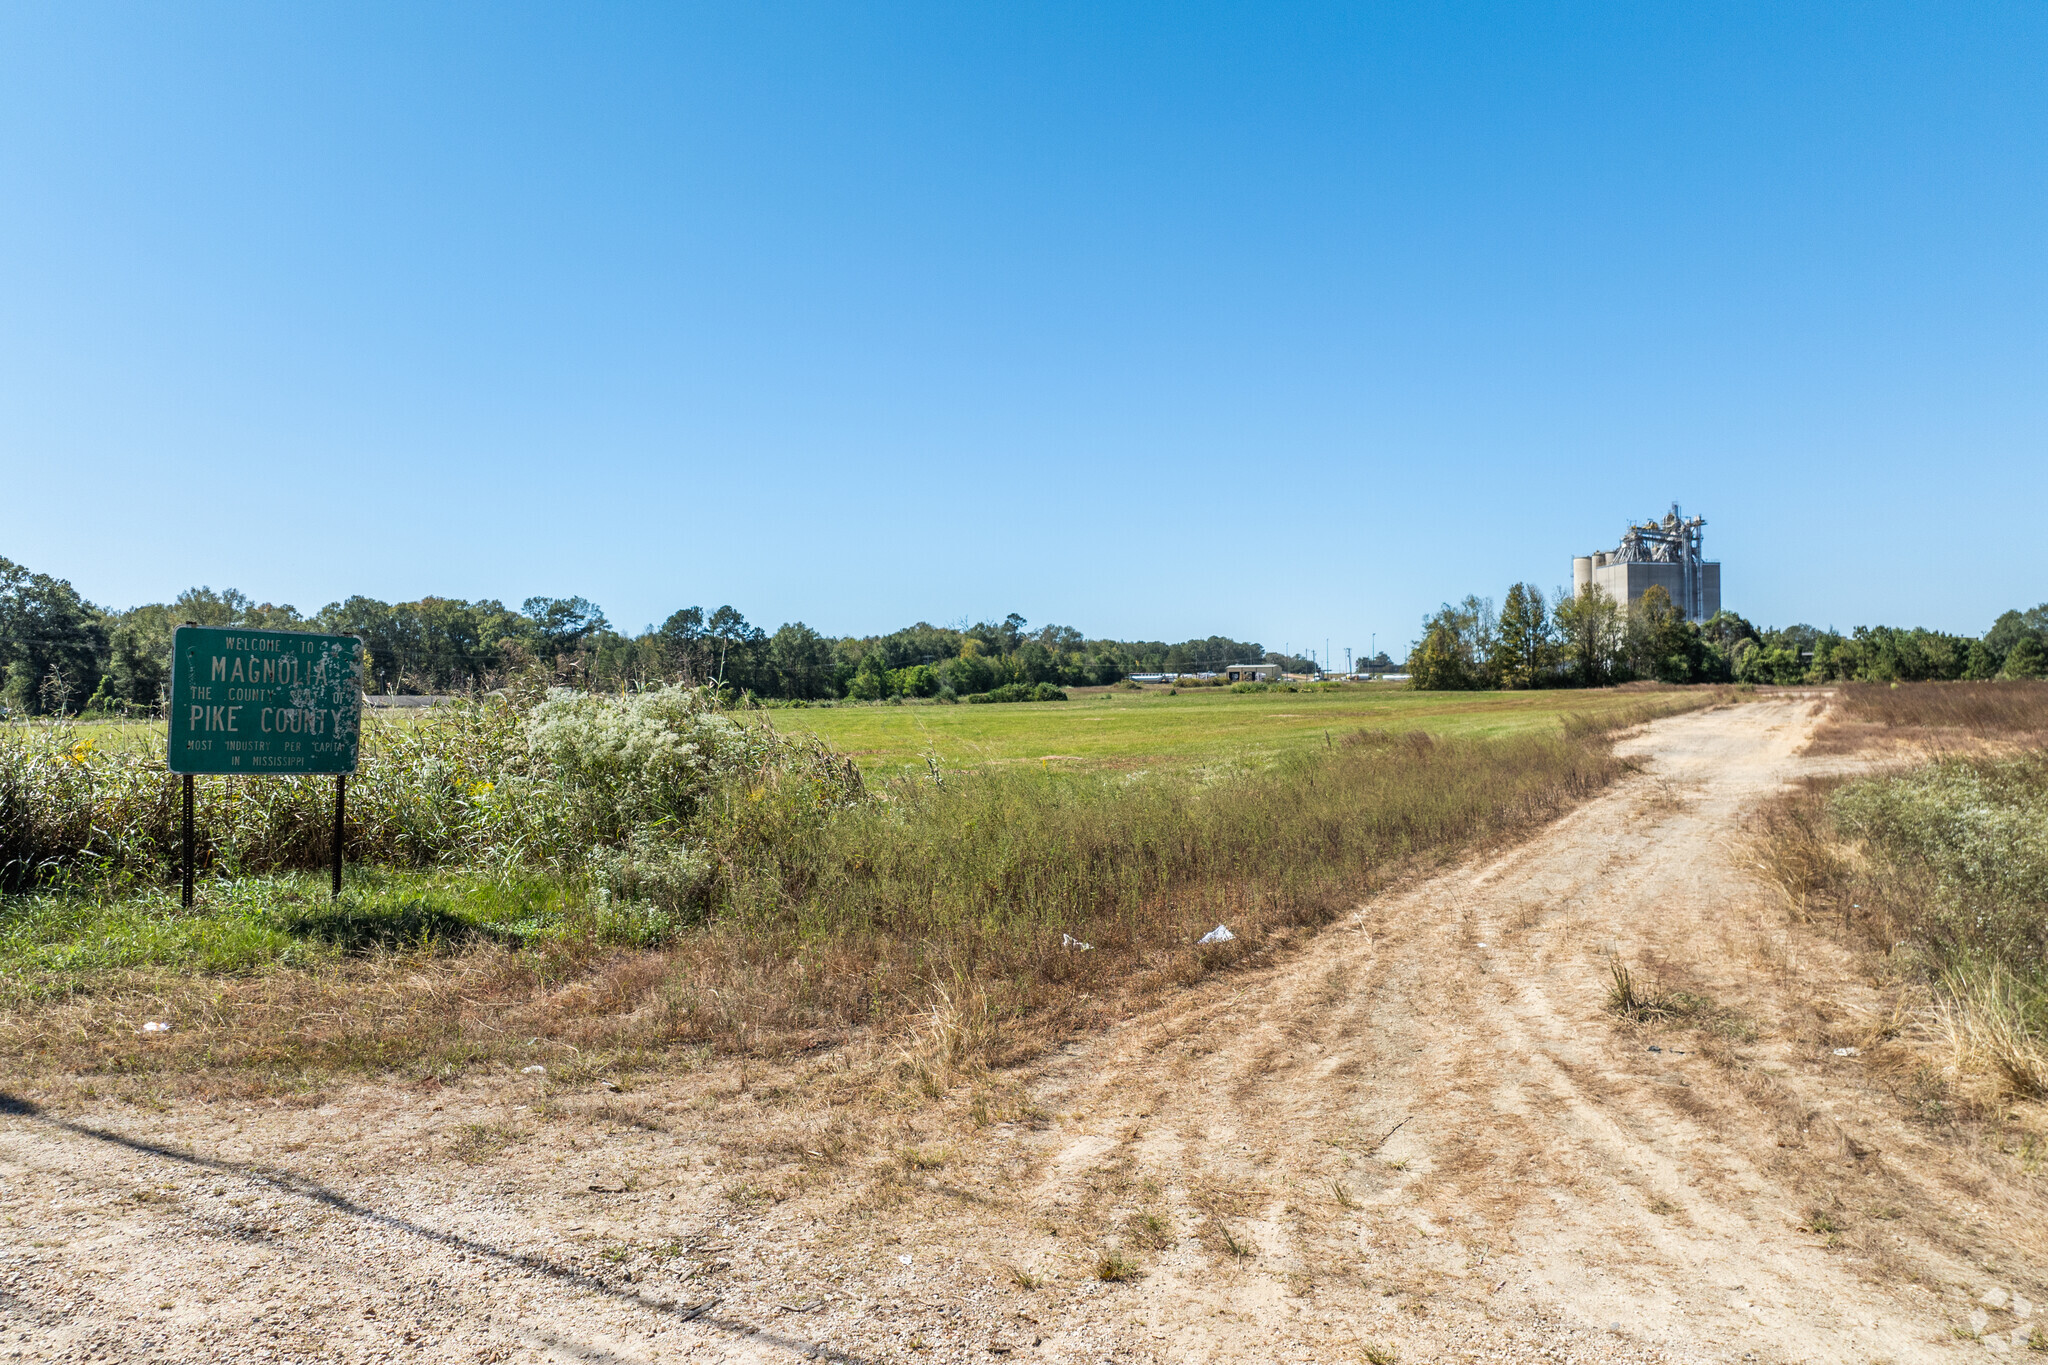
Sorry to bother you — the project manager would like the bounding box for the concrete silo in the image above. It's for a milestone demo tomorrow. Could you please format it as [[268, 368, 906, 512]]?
[[1572, 505, 1720, 622]]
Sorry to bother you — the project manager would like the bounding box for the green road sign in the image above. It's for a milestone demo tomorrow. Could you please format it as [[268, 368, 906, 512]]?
[[167, 626, 363, 775]]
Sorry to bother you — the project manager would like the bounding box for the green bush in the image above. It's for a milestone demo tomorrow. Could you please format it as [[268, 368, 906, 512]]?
[[888, 665, 940, 698], [966, 683, 1069, 705]]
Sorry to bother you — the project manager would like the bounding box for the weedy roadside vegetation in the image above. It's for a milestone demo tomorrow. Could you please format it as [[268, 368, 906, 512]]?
[[1804, 679, 2048, 756], [2, 679, 1722, 1088], [1756, 682, 2048, 1113]]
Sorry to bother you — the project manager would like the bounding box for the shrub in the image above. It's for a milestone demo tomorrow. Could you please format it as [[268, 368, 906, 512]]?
[[587, 832, 712, 925], [889, 665, 940, 698], [964, 683, 1068, 705], [527, 687, 763, 844]]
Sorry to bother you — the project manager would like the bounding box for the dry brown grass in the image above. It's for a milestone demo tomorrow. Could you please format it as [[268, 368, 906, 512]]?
[[1929, 966, 2048, 1104], [1808, 680, 2048, 755]]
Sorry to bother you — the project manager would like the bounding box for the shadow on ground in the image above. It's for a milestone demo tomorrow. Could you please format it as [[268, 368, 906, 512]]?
[[0, 1091, 860, 1363]]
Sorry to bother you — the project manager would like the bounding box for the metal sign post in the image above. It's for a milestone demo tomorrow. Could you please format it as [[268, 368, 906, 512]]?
[[332, 774, 347, 898], [167, 626, 363, 901], [182, 774, 195, 908]]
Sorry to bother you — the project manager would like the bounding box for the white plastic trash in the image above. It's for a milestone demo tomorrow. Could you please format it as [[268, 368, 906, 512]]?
[[1197, 925, 1235, 945], [521, 1064, 547, 1074], [141, 1021, 171, 1034], [1060, 933, 1094, 951]]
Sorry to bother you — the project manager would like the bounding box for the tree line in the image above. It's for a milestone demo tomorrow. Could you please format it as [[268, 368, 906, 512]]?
[[1409, 582, 2048, 689], [0, 552, 1319, 715]]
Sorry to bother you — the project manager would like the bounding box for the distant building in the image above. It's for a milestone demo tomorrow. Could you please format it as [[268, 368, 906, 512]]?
[[1573, 503, 1721, 622], [1225, 663, 1282, 682]]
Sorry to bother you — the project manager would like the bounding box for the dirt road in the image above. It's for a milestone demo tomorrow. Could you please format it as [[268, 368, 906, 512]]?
[[5, 699, 2044, 1363]]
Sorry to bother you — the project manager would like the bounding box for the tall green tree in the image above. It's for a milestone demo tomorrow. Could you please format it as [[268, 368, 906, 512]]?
[[102, 603, 176, 708], [522, 596, 609, 663], [1407, 596, 1494, 690], [705, 605, 766, 688], [656, 606, 711, 681], [1622, 586, 1703, 682], [1409, 623, 1470, 690], [1493, 582, 1554, 688], [2004, 637, 2048, 679], [0, 556, 107, 715], [173, 586, 305, 630], [1553, 585, 1623, 686], [767, 622, 836, 699]]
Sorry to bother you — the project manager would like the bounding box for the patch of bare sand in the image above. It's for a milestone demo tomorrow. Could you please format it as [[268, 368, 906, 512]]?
[[4, 699, 2044, 1363]]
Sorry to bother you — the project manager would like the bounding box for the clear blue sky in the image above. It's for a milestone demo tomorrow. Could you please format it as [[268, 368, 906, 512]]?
[[3, 4, 2043, 657]]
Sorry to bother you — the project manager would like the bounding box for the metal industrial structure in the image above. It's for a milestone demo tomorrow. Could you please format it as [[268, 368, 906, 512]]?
[[1573, 504, 1720, 621]]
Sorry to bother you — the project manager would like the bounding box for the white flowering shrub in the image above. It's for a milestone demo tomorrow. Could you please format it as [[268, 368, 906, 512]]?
[[527, 685, 836, 844], [587, 831, 712, 928]]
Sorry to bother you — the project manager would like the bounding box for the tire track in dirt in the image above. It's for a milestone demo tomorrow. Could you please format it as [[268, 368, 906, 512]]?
[[959, 698, 2042, 1361]]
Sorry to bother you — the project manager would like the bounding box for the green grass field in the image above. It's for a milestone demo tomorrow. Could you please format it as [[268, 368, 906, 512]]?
[[24, 683, 1693, 778], [762, 682, 1692, 775]]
